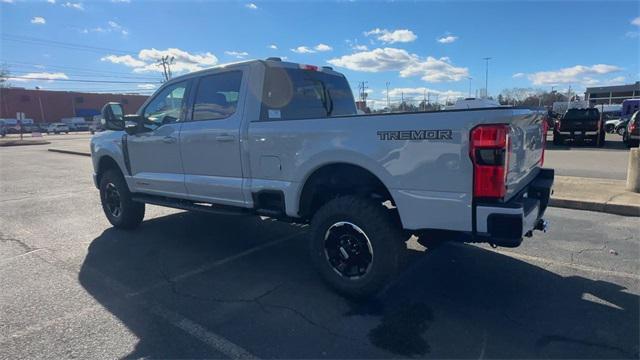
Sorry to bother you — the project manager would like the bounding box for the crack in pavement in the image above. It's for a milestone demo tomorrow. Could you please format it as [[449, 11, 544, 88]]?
[[0, 232, 36, 253]]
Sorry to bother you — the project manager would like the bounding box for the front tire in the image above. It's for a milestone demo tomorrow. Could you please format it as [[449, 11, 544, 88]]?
[[99, 169, 145, 229], [309, 196, 404, 299]]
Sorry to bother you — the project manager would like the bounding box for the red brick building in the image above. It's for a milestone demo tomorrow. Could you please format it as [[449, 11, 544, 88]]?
[[0, 88, 148, 123]]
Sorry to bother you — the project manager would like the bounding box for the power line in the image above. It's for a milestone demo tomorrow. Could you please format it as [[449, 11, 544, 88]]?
[[8, 70, 162, 81], [2, 61, 161, 80], [7, 76, 153, 84], [1, 34, 135, 55]]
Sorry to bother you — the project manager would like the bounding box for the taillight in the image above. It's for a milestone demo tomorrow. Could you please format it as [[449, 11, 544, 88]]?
[[555, 120, 562, 132], [631, 121, 637, 132], [470, 124, 509, 199]]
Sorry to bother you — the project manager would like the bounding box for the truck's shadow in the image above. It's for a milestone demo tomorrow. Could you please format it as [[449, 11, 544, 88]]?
[[79, 211, 639, 359]]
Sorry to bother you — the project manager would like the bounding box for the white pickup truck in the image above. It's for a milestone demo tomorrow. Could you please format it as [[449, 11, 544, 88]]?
[[91, 58, 553, 298]]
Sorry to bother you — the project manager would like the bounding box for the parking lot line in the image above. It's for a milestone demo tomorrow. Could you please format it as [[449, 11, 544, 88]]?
[[2, 228, 305, 359], [125, 230, 306, 298]]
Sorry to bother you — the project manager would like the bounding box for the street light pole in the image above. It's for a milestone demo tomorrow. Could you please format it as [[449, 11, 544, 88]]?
[[385, 81, 390, 110], [467, 76, 473, 97], [482, 57, 491, 98]]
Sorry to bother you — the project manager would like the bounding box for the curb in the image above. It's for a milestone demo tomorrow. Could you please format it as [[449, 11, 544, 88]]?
[[48, 148, 91, 157], [549, 197, 640, 217], [0, 140, 50, 147]]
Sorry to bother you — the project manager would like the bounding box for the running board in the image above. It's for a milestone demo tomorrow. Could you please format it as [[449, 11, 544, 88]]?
[[131, 194, 249, 216]]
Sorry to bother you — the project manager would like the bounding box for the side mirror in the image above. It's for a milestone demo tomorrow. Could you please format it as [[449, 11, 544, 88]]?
[[101, 102, 125, 131]]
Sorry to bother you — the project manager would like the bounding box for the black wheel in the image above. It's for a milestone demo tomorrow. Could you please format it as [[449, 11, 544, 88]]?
[[617, 127, 625, 136], [99, 169, 145, 229], [309, 196, 404, 299], [552, 132, 563, 145]]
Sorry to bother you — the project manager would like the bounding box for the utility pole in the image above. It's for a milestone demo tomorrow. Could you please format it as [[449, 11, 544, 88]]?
[[482, 57, 491, 98], [422, 89, 427, 111], [401, 91, 404, 112], [385, 81, 390, 110], [357, 81, 368, 103], [157, 55, 175, 82], [467, 76, 473, 98]]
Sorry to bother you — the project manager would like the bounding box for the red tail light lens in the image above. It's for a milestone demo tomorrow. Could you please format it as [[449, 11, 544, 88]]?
[[470, 124, 509, 199]]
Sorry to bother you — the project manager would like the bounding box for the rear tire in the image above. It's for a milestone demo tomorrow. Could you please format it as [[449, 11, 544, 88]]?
[[99, 169, 145, 229], [309, 196, 404, 299]]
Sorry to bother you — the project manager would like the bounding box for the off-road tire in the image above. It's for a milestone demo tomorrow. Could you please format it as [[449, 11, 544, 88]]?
[[309, 195, 404, 299], [99, 169, 145, 229]]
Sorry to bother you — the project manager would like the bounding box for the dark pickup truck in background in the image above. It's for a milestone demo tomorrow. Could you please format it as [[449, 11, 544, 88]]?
[[553, 108, 605, 147]]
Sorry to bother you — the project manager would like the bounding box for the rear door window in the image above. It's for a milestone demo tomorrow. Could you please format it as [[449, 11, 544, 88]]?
[[192, 71, 243, 121], [261, 67, 356, 121]]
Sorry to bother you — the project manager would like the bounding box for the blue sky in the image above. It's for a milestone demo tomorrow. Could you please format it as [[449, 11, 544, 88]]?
[[1, 0, 639, 106]]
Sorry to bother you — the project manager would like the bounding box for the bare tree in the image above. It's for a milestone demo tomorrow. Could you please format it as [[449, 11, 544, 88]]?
[[0, 65, 11, 88]]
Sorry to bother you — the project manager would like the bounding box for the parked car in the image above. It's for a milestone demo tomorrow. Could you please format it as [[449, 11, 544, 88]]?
[[614, 119, 629, 136], [553, 108, 605, 146], [91, 58, 552, 298], [623, 111, 639, 148], [47, 123, 70, 134]]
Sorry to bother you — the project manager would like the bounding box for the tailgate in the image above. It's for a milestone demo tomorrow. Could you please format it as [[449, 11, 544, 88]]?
[[559, 118, 599, 131], [505, 110, 545, 200]]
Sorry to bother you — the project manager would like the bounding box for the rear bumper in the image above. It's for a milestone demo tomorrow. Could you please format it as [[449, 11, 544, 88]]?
[[557, 130, 599, 136], [473, 168, 554, 247]]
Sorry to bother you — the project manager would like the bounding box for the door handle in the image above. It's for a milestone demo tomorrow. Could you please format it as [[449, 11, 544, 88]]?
[[215, 134, 236, 142], [162, 136, 177, 144]]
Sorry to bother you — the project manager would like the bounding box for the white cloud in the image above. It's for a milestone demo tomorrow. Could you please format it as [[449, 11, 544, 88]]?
[[81, 21, 128, 35], [245, 2, 257, 9], [10, 72, 69, 82], [1, 0, 15, 3], [353, 44, 368, 51], [632, 16, 640, 26], [31, 16, 46, 25], [290, 44, 333, 54], [385, 87, 465, 101], [101, 54, 146, 67], [512, 72, 525, 78], [137, 83, 157, 90], [314, 43, 333, 52], [328, 47, 468, 82], [437, 35, 458, 44], [63, 2, 84, 10], [111, 0, 130, 2], [626, 31, 640, 38], [291, 46, 315, 54], [364, 28, 417, 44], [225, 50, 249, 58], [527, 64, 623, 85], [102, 48, 219, 74], [268, 44, 278, 50], [46, 0, 56, 3]]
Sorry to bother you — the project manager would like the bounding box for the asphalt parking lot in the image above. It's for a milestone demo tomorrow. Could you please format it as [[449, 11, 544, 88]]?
[[1, 136, 639, 359], [545, 133, 631, 180]]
